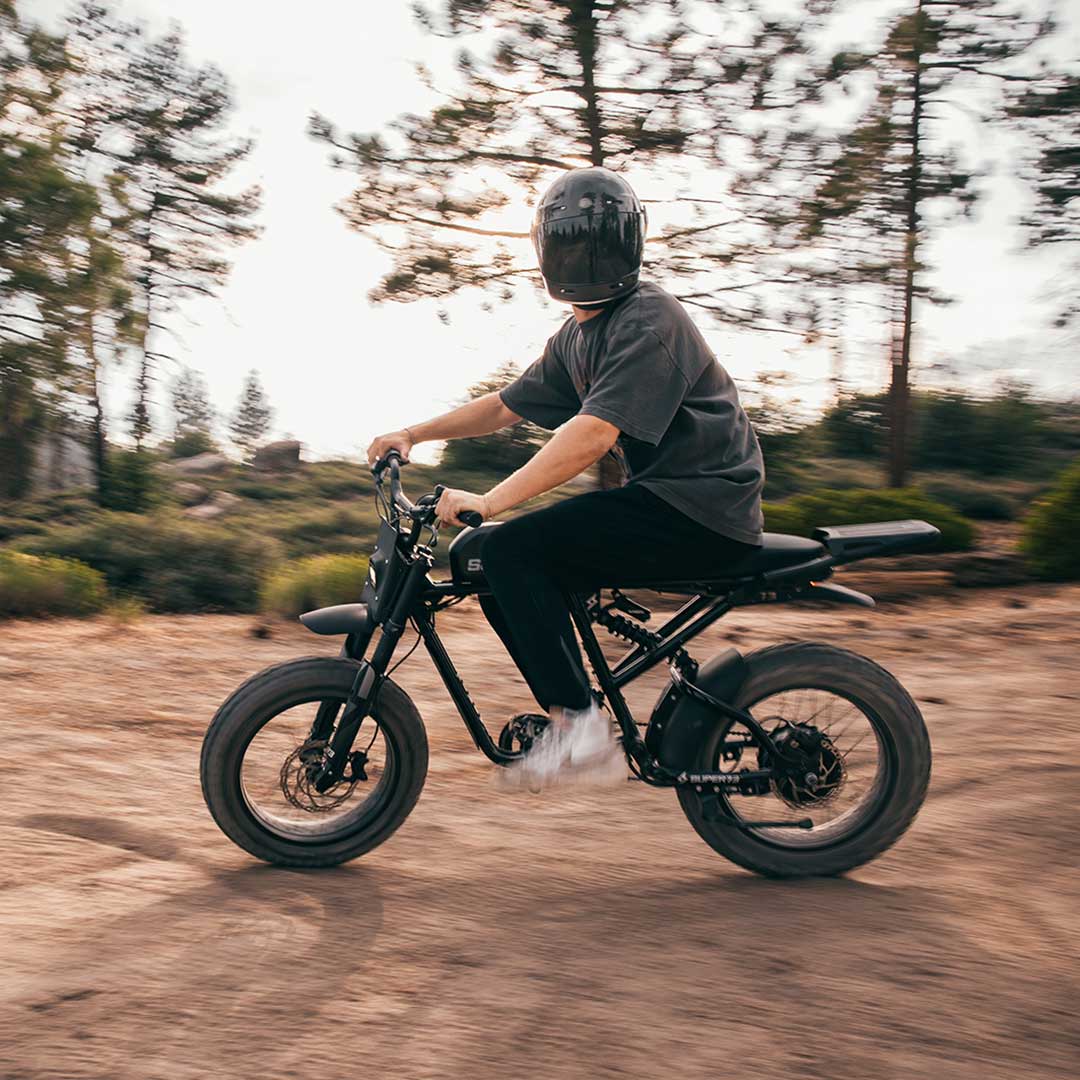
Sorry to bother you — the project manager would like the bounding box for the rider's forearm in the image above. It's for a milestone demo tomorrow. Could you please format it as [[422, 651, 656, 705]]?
[[483, 414, 618, 517], [407, 392, 519, 444]]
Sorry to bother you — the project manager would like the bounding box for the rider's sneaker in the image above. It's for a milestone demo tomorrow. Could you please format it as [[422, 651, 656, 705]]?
[[495, 702, 626, 793]]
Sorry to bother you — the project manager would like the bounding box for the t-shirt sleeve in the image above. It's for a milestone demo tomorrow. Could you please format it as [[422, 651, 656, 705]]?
[[499, 328, 580, 431], [578, 321, 689, 446]]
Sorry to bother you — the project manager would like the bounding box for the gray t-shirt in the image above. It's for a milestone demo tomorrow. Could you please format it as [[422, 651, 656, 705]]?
[[500, 281, 764, 545]]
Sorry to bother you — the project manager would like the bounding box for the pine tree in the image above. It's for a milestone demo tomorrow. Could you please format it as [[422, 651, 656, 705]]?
[[229, 370, 273, 460], [57, 3, 141, 501], [1008, 72, 1080, 327], [440, 362, 545, 473], [113, 27, 261, 448], [0, 1, 99, 497], [169, 366, 215, 458], [796, 0, 1049, 486], [310, 0, 831, 330]]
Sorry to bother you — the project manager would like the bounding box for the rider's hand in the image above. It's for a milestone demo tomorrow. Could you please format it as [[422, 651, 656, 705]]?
[[366, 429, 414, 466], [435, 488, 489, 528]]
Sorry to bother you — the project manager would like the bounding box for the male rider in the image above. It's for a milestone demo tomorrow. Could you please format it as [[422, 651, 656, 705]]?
[[367, 167, 764, 790]]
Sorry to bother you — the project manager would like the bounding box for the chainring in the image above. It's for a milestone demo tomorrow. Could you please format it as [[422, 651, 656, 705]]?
[[279, 738, 358, 814], [497, 713, 551, 755]]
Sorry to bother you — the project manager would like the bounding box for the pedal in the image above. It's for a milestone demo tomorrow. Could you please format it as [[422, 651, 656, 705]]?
[[609, 589, 651, 622]]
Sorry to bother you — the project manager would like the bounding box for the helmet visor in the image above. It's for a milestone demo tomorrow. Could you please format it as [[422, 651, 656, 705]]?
[[533, 210, 644, 289]]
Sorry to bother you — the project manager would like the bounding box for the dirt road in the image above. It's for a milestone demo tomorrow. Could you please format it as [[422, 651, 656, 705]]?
[[1, 583, 1077, 1079]]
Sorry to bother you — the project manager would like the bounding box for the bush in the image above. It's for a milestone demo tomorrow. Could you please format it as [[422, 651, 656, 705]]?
[[167, 430, 218, 459], [260, 554, 370, 617], [763, 487, 975, 551], [0, 551, 107, 617], [260, 505, 379, 559], [1021, 458, 1080, 580], [101, 448, 161, 512], [19, 513, 281, 612], [819, 393, 888, 458], [920, 478, 1019, 521]]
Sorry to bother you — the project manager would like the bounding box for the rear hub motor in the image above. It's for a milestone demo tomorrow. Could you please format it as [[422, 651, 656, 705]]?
[[757, 720, 845, 808]]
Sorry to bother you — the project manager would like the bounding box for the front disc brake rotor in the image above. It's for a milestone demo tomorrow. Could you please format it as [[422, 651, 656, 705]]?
[[279, 738, 358, 813]]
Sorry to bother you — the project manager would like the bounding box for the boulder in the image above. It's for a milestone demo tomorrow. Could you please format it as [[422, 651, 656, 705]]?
[[252, 440, 302, 472], [174, 481, 208, 507], [165, 452, 232, 476], [183, 491, 244, 520]]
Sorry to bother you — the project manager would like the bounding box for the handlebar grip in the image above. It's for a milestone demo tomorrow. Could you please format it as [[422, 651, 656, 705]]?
[[433, 484, 482, 527]]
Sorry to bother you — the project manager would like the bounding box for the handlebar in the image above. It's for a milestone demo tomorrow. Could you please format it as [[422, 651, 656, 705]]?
[[372, 451, 483, 529]]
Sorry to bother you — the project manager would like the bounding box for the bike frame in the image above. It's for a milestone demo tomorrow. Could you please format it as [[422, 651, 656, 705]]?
[[309, 454, 888, 795], [414, 576, 739, 770]]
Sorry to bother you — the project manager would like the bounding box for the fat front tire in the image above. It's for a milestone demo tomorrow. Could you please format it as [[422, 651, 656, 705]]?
[[200, 657, 428, 867], [678, 642, 931, 878]]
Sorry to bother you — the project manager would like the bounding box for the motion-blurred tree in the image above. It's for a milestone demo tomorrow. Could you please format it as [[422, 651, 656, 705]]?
[[60, 3, 142, 501], [796, 0, 1050, 486], [1008, 71, 1080, 327], [230, 370, 273, 460], [112, 27, 261, 448], [440, 362, 546, 473], [168, 366, 215, 458], [0, 1, 98, 497], [310, 0, 831, 330]]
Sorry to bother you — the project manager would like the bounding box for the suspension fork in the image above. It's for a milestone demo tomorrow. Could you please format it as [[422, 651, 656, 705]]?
[[312, 556, 432, 792]]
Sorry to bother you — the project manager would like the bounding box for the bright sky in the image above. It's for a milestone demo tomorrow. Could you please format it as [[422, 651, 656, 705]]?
[[25, 0, 1079, 460]]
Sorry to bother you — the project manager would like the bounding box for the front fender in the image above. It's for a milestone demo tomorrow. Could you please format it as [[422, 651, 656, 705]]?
[[644, 648, 748, 772]]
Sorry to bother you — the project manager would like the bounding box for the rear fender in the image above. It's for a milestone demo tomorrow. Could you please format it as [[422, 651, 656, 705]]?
[[644, 648, 748, 772]]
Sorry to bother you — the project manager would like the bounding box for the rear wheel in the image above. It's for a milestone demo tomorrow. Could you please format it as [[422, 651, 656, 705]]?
[[201, 657, 427, 867], [677, 643, 930, 878]]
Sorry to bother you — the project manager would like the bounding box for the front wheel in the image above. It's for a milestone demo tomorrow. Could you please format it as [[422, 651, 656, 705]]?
[[678, 642, 931, 878], [201, 657, 428, 867]]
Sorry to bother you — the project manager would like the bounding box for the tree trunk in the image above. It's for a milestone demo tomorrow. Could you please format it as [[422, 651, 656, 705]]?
[[889, 1, 923, 488], [569, 1, 605, 166], [85, 319, 108, 503]]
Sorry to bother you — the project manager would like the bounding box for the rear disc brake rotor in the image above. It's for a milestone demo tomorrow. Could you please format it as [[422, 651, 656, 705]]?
[[758, 721, 846, 809]]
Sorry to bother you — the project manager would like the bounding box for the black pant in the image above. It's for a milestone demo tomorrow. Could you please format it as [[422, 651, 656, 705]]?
[[478, 484, 757, 712]]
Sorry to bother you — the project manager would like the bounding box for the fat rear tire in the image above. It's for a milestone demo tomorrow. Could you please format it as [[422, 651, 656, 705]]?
[[200, 657, 427, 867], [678, 642, 931, 878]]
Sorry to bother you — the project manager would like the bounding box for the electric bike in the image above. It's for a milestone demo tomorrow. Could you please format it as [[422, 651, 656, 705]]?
[[200, 452, 935, 877]]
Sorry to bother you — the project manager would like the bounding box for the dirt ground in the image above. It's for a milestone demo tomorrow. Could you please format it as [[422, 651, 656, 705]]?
[[0, 581, 1077, 1080]]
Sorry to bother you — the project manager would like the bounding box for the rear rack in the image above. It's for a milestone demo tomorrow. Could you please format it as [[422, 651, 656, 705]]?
[[812, 519, 940, 562]]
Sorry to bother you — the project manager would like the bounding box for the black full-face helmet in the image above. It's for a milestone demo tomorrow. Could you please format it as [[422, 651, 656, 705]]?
[[531, 167, 646, 306]]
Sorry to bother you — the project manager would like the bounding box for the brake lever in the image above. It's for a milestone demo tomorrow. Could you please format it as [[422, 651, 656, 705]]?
[[432, 484, 483, 529]]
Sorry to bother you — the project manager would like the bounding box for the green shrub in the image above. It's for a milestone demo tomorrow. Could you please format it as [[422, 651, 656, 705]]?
[[259, 505, 379, 558], [260, 554, 370, 617], [763, 487, 974, 551], [0, 551, 107, 617], [167, 430, 218, 459], [921, 479, 1019, 521], [1021, 458, 1080, 580], [101, 448, 161, 512], [19, 513, 281, 612]]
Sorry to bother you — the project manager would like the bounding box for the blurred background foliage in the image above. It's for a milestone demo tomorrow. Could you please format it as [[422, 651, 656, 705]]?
[[1, 0, 1078, 616]]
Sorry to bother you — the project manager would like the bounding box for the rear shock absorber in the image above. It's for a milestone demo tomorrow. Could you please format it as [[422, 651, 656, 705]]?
[[591, 592, 693, 671]]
